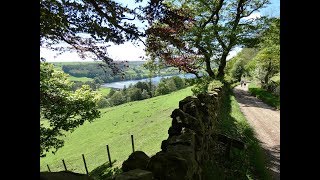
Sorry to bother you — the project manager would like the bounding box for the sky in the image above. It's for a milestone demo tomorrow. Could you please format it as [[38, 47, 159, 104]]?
[[41, 0, 279, 62]]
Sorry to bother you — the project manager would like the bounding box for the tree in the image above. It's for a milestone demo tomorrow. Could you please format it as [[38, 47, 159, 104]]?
[[155, 81, 170, 96], [226, 48, 259, 81], [134, 81, 150, 92], [41, 0, 144, 74], [171, 76, 185, 89], [145, 0, 270, 79], [108, 91, 127, 106], [127, 87, 143, 101], [245, 17, 279, 88], [252, 45, 279, 87], [166, 78, 178, 92], [40, 62, 101, 157], [141, 89, 150, 99], [231, 60, 245, 82]]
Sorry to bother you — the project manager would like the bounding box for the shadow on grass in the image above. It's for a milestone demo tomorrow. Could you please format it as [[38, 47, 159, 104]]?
[[202, 84, 271, 180], [89, 160, 122, 180], [262, 145, 280, 180]]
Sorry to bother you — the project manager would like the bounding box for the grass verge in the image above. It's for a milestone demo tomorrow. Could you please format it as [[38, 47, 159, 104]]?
[[248, 83, 280, 110], [204, 84, 270, 179]]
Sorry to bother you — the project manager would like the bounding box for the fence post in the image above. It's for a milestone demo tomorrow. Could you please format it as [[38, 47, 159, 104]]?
[[47, 164, 51, 172], [106, 145, 112, 167], [82, 154, 89, 175], [62, 159, 67, 171], [131, 134, 135, 153]]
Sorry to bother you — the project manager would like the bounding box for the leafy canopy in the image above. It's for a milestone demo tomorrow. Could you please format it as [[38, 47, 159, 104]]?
[[40, 62, 101, 157], [145, 0, 270, 79]]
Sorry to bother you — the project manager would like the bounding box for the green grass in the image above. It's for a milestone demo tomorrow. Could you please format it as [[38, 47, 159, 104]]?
[[40, 87, 193, 174], [97, 87, 111, 97], [248, 83, 280, 110], [214, 86, 270, 179], [68, 76, 94, 82]]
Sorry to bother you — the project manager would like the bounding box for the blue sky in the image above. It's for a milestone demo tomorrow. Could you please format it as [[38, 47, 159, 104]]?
[[41, 0, 279, 62]]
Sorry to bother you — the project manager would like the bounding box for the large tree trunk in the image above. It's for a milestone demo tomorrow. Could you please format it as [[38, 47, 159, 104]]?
[[204, 56, 215, 78], [217, 51, 229, 79], [263, 59, 273, 90]]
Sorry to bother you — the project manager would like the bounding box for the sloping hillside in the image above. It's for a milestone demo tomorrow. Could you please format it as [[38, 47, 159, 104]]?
[[40, 87, 193, 173]]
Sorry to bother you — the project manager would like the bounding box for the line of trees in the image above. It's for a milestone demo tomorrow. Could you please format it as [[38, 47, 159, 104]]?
[[59, 62, 181, 83], [225, 17, 280, 95], [98, 76, 187, 108]]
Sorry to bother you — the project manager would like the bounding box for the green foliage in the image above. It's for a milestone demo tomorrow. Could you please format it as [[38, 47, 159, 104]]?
[[108, 91, 127, 106], [41, 0, 144, 74], [226, 48, 259, 82], [97, 97, 110, 109], [57, 62, 181, 84], [245, 18, 280, 88], [166, 79, 178, 92], [155, 81, 170, 96], [231, 60, 245, 82], [191, 76, 213, 96], [40, 87, 193, 173], [207, 80, 223, 91], [141, 89, 150, 99], [145, 0, 269, 78], [216, 86, 270, 179], [40, 62, 101, 157], [126, 87, 143, 102], [248, 83, 280, 109], [171, 76, 186, 89]]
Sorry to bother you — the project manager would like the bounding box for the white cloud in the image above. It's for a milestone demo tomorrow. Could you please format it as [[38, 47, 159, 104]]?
[[243, 12, 261, 20], [227, 47, 242, 60], [40, 41, 146, 62], [107, 42, 146, 61]]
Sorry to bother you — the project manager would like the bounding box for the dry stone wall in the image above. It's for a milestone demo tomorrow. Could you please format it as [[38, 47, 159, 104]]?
[[115, 84, 226, 180]]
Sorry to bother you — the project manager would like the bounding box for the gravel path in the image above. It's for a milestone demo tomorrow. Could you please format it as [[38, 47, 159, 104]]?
[[233, 84, 280, 179]]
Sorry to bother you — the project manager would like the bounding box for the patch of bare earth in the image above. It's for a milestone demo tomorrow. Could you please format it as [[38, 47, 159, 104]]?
[[233, 84, 280, 180]]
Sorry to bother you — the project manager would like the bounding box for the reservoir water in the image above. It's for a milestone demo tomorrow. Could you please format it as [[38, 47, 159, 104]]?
[[101, 74, 196, 89]]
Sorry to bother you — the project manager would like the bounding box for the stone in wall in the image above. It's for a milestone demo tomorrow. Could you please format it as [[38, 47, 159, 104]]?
[[146, 151, 189, 180], [122, 151, 150, 172], [115, 169, 154, 180]]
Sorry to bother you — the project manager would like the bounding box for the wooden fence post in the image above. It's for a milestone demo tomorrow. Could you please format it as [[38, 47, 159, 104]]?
[[131, 135, 135, 153], [82, 154, 89, 175], [106, 145, 112, 167], [47, 164, 51, 172], [62, 159, 67, 171]]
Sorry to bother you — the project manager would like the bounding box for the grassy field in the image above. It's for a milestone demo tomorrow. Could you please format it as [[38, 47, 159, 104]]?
[[97, 87, 111, 97], [68, 76, 94, 82], [248, 82, 280, 110], [40, 87, 193, 173]]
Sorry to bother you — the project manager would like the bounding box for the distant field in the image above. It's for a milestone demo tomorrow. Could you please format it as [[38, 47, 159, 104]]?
[[67, 76, 94, 82], [40, 87, 193, 173], [98, 87, 111, 97]]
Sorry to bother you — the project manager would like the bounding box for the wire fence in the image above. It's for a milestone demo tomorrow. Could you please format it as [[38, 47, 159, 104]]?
[[42, 134, 136, 175]]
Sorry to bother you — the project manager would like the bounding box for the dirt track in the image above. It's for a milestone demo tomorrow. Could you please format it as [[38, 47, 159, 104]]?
[[233, 84, 280, 180]]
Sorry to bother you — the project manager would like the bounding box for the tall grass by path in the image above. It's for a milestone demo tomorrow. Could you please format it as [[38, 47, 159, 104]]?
[[40, 87, 193, 174], [248, 83, 280, 110], [214, 84, 270, 179]]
